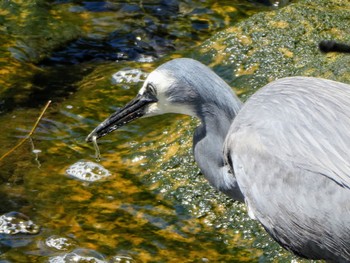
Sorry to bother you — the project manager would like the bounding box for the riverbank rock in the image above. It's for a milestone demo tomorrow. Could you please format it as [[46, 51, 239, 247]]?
[[194, 0, 350, 101]]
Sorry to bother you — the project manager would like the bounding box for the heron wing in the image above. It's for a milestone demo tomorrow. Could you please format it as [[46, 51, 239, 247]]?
[[224, 77, 350, 260], [227, 76, 350, 189]]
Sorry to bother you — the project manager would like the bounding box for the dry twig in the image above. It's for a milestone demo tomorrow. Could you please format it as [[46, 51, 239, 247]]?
[[0, 100, 52, 161]]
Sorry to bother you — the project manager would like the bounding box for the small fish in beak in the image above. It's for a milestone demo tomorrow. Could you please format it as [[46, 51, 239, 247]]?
[[86, 90, 157, 161]]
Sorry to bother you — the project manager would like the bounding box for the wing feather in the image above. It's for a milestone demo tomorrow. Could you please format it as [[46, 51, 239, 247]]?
[[224, 77, 350, 260], [227, 76, 350, 188]]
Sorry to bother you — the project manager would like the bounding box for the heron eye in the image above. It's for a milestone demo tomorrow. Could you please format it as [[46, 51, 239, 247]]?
[[146, 84, 157, 96]]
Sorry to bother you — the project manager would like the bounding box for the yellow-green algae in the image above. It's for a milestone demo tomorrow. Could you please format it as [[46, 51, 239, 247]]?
[[196, 0, 350, 102]]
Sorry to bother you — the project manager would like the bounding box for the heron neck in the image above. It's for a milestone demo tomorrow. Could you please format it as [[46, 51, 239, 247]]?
[[193, 100, 244, 201], [199, 98, 242, 136]]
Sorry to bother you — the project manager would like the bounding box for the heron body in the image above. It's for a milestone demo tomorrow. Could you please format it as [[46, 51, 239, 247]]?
[[87, 58, 350, 262], [224, 77, 350, 261]]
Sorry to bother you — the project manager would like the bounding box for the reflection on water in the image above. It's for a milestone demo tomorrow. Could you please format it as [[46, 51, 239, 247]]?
[[0, 0, 287, 113], [0, 0, 298, 262]]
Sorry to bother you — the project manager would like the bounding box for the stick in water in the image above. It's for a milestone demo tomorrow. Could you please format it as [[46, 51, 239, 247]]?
[[0, 100, 52, 161]]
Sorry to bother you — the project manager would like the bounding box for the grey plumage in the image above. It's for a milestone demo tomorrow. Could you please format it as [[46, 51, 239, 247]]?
[[159, 59, 244, 200], [225, 77, 350, 261], [87, 59, 350, 262]]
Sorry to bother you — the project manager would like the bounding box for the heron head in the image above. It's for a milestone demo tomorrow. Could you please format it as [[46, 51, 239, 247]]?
[[86, 58, 206, 142]]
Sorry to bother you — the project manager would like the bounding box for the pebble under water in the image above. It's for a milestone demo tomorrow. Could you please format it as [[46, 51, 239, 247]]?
[[0, 212, 40, 235], [66, 161, 111, 182]]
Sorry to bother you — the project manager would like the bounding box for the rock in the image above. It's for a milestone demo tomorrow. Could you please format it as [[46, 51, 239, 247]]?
[[194, 0, 350, 100], [66, 160, 111, 182]]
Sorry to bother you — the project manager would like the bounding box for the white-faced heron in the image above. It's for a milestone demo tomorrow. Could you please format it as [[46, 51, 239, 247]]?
[[86, 58, 350, 262]]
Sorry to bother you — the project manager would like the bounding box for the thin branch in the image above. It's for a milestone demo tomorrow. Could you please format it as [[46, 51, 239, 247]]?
[[0, 100, 52, 161]]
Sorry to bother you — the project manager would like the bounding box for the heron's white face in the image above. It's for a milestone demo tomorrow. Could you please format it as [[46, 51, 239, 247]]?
[[138, 69, 197, 118], [86, 58, 201, 141]]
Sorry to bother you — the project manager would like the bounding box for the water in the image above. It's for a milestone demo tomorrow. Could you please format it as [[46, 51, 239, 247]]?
[[0, 0, 308, 262]]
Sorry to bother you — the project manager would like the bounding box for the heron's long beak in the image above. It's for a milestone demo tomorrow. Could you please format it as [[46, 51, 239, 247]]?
[[86, 92, 158, 142]]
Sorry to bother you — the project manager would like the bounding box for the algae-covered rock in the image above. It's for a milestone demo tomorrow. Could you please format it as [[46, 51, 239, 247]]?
[[195, 0, 350, 100]]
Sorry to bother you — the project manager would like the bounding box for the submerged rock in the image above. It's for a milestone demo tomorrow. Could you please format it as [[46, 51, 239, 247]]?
[[66, 161, 111, 182], [0, 211, 40, 235], [48, 248, 137, 263], [111, 68, 149, 85], [49, 248, 106, 263], [45, 235, 77, 251], [110, 255, 135, 263]]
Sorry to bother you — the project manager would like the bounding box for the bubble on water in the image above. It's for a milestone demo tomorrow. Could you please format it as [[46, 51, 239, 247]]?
[[111, 68, 148, 85], [45, 235, 77, 251], [0, 212, 40, 235], [49, 248, 106, 263], [66, 161, 111, 182]]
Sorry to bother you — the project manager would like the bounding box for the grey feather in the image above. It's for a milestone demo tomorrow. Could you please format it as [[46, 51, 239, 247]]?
[[225, 76, 350, 261], [155, 58, 244, 201]]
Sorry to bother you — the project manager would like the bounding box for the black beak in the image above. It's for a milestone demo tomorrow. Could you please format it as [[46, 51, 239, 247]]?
[[86, 92, 158, 142]]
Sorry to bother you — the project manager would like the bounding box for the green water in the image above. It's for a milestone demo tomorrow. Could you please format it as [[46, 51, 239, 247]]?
[[0, 0, 315, 262]]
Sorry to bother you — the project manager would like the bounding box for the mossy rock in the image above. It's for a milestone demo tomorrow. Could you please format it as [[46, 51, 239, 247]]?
[[194, 0, 350, 101]]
